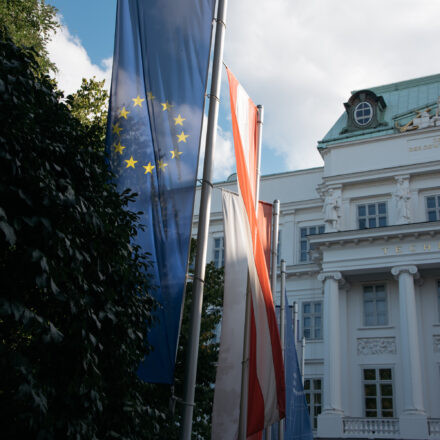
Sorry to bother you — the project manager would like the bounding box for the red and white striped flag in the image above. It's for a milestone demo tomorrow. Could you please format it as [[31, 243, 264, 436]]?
[[211, 69, 285, 439]]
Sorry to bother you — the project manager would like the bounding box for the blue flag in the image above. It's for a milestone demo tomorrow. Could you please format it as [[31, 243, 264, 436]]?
[[106, 0, 215, 383], [284, 297, 313, 439]]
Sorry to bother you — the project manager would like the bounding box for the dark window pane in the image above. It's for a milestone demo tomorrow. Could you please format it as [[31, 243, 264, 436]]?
[[303, 303, 311, 313], [378, 203, 386, 214], [383, 410, 394, 418], [427, 196, 436, 208], [304, 329, 311, 338], [304, 379, 310, 390], [380, 369, 392, 380], [319, 225, 325, 234], [368, 204, 376, 215], [369, 218, 377, 228], [359, 219, 366, 229], [379, 216, 387, 227], [300, 252, 307, 262], [314, 393, 321, 404], [365, 398, 377, 409], [365, 384, 377, 396], [381, 384, 393, 396], [358, 205, 366, 216], [364, 369, 376, 380], [301, 241, 308, 250], [428, 211, 437, 222], [309, 226, 316, 235], [314, 328, 321, 339], [314, 379, 321, 390], [366, 410, 377, 418], [314, 303, 322, 313], [301, 228, 307, 237], [382, 397, 393, 409]]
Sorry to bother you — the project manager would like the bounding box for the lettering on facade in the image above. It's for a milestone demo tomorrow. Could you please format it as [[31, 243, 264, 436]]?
[[357, 337, 397, 356], [382, 241, 440, 255], [408, 136, 440, 152]]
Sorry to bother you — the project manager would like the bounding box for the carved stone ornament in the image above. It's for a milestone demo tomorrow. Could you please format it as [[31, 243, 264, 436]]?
[[395, 99, 440, 133], [322, 188, 342, 232], [357, 337, 397, 356], [393, 176, 411, 224], [433, 335, 440, 353]]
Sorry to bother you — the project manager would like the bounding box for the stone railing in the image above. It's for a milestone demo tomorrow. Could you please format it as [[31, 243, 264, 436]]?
[[343, 418, 399, 437], [429, 419, 440, 438]]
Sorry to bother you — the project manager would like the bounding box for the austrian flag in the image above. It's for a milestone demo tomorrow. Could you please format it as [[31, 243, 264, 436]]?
[[212, 69, 285, 439]]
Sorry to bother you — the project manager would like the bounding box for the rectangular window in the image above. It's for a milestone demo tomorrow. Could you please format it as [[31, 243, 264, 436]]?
[[304, 378, 322, 430], [303, 301, 322, 340], [426, 195, 440, 222], [358, 202, 387, 229], [213, 237, 224, 268], [363, 285, 388, 326], [363, 367, 394, 418], [300, 225, 325, 262]]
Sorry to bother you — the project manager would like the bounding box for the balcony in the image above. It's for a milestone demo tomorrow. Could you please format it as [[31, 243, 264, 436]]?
[[343, 418, 399, 437]]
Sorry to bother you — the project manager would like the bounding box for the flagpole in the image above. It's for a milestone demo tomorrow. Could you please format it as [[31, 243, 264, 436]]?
[[180, 0, 228, 438], [279, 259, 286, 440]]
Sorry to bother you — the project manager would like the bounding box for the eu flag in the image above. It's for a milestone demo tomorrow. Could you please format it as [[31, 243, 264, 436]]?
[[106, 0, 215, 383]]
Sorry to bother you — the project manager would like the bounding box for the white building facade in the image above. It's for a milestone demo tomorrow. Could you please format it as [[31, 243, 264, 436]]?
[[194, 74, 440, 439]]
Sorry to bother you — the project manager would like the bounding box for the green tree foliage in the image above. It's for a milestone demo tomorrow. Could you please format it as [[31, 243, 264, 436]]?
[[0, 0, 59, 74], [66, 77, 109, 144], [0, 37, 163, 439]]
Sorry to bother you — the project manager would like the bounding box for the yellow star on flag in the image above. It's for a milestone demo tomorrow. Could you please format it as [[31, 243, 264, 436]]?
[[143, 162, 155, 174], [177, 131, 189, 143], [157, 160, 168, 171], [174, 114, 185, 126], [119, 107, 130, 119], [114, 141, 126, 154], [170, 149, 183, 159], [125, 156, 138, 168], [161, 101, 173, 111], [132, 95, 145, 107], [112, 122, 123, 136], [147, 92, 155, 100]]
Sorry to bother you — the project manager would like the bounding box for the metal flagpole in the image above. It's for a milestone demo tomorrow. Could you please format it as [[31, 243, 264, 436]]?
[[264, 199, 280, 440], [180, 0, 228, 438], [301, 336, 306, 384], [278, 259, 286, 440], [238, 104, 264, 440]]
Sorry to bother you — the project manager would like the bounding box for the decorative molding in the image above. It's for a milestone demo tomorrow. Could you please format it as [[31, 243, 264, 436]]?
[[357, 337, 397, 356], [391, 265, 418, 279], [318, 271, 342, 282], [433, 335, 440, 353]]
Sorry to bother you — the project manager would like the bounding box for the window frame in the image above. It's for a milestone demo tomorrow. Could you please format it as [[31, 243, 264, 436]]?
[[362, 284, 388, 327], [357, 201, 388, 229], [302, 301, 323, 340], [426, 194, 440, 222], [299, 224, 325, 263], [361, 366, 395, 418], [304, 377, 323, 430], [213, 236, 224, 269]]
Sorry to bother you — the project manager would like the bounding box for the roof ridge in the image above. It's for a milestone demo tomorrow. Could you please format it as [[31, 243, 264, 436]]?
[[351, 73, 440, 95]]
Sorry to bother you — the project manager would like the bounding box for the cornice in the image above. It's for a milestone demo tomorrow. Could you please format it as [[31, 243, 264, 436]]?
[[308, 221, 440, 249]]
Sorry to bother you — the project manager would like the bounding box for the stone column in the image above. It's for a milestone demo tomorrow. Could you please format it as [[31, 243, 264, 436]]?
[[317, 271, 344, 438], [391, 265, 427, 439]]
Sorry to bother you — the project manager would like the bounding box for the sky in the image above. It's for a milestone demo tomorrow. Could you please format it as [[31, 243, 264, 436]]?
[[47, 0, 440, 182]]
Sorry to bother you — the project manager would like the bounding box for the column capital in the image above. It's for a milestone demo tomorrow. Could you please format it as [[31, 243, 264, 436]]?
[[391, 265, 419, 279], [318, 271, 342, 282]]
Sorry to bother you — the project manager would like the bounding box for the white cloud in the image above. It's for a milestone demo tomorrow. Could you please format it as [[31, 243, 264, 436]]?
[[223, 0, 440, 171], [198, 116, 235, 182], [47, 17, 112, 95]]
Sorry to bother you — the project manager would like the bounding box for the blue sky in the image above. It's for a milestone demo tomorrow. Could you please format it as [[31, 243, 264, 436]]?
[[47, 0, 440, 182]]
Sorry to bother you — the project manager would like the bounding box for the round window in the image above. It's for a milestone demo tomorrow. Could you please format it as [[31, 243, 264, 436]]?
[[354, 101, 373, 126]]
